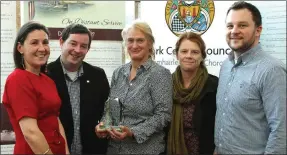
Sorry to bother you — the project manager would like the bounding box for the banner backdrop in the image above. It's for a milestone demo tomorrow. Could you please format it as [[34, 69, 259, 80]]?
[[1, 1, 17, 153], [140, 1, 286, 76], [22, 1, 127, 83], [1, 1, 134, 153]]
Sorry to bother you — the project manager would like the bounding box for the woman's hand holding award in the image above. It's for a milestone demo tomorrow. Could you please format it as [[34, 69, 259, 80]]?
[[99, 97, 123, 132]]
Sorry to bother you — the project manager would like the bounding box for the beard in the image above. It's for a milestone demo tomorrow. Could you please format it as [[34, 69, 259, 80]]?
[[228, 37, 256, 54], [227, 29, 258, 53]]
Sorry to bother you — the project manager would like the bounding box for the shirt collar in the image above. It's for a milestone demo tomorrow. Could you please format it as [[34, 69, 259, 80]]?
[[141, 57, 153, 70], [228, 43, 262, 66], [60, 59, 84, 77], [123, 57, 153, 77]]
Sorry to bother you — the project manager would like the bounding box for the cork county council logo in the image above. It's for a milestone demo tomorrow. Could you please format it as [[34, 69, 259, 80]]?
[[165, 0, 215, 36]]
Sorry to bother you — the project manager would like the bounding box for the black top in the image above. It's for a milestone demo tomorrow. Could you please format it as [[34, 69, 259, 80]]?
[[164, 74, 218, 154]]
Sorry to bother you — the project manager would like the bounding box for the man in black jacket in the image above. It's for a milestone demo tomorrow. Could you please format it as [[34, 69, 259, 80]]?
[[47, 23, 110, 154]]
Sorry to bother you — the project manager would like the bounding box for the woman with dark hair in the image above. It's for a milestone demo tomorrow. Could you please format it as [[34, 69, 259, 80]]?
[[167, 32, 218, 155], [2, 21, 69, 154]]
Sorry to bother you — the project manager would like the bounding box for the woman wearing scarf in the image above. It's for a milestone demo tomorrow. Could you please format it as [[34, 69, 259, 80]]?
[[167, 32, 218, 155]]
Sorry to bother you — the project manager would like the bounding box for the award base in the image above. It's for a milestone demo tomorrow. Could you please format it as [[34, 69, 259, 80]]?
[[99, 125, 122, 132]]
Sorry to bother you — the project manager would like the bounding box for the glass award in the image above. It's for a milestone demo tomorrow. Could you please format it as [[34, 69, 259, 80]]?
[[99, 97, 123, 132]]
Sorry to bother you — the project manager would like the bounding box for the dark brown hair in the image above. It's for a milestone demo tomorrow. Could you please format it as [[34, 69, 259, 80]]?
[[61, 23, 92, 49], [227, 1, 262, 27], [13, 21, 50, 73]]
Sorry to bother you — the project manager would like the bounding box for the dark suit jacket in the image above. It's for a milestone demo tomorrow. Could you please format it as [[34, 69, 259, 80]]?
[[47, 57, 110, 154]]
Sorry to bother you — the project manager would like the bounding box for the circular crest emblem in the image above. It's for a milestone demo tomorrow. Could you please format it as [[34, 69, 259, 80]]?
[[165, 0, 215, 36]]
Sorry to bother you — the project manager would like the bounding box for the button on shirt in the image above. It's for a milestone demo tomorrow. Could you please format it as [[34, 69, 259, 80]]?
[[103, 58, 173, 154], [215, 44, 286, 154], [61, 62, 84, 155]]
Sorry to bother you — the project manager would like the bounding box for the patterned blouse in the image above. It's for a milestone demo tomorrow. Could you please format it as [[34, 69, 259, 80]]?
[[102, 58, 173, 154], [183, 103, 199, 155]]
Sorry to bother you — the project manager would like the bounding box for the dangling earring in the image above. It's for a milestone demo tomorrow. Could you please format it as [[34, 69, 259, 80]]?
[[21, 54, 25, 69]]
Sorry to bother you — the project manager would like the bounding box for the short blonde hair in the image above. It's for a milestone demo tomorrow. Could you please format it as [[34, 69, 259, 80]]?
[[121, 19, 155, 59]]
